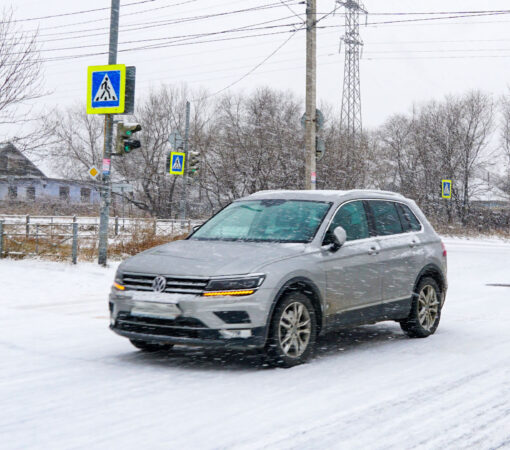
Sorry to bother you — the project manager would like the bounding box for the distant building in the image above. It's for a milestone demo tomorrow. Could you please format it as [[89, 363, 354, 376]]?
[[0, 142, 100, 205]]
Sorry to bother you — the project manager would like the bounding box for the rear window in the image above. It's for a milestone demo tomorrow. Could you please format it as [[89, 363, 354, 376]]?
[[397, 203, 422, 232], [369, 201, 403, 236]]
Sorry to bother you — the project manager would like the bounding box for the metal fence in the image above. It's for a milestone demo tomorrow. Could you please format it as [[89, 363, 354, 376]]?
[[0, 215, 202, 263]]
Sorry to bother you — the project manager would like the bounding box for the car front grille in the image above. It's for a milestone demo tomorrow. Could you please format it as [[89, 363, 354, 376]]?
[[122, 273, 209, 295], [115, 312, 219, 340]]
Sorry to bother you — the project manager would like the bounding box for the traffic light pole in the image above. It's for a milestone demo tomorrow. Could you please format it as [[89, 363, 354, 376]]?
[[304, 0, 317, 190], [180, 101, 191, 220], [98, 0, 120, 266]]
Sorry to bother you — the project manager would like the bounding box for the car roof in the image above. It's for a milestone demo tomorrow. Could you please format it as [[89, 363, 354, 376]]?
[[241, 189, 406, 203]]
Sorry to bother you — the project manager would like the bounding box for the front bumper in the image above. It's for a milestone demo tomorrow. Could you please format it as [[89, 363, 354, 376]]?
[[109, 289, 272, 349]]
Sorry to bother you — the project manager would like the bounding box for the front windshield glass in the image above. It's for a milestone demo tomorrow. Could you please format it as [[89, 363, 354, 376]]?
[[191, 199, 331, 243]]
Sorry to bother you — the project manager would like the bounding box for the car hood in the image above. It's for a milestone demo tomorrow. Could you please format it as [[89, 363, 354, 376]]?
[[119, 239, 307, 277]]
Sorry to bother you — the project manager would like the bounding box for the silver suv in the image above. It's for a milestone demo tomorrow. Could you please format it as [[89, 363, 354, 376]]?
[[109, 190, 447, 367]]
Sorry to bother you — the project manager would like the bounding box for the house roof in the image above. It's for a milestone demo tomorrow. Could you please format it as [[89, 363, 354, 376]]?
[[0, 142, 46, 179]]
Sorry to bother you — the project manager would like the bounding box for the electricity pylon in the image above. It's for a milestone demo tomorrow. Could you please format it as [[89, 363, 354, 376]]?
[[338, 0, 367, 139]]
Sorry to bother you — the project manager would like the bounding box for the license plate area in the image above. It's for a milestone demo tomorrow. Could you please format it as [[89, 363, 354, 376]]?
[[131, 301, 181, 320]]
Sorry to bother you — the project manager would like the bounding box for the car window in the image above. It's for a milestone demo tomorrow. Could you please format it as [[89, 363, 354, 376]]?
[[397, 203, 422, 232], [324, 201, 369, 244], [369, 201, 403, 236], [191, 200, 331, 243]]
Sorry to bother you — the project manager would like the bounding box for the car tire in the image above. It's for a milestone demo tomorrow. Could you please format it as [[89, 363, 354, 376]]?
[[129, 339, 174, 352], [265, 291, 317, 368], [400, 277, 442, 338]]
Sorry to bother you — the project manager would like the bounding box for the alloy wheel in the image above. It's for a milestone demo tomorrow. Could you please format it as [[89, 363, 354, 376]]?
[[278, 301, 311, 358], [417, 285, 439, 331]]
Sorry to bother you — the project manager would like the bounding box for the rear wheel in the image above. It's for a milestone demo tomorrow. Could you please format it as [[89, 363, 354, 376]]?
[[129, 339, 174, 352], [265, 292, 317, 368], [400, 277, 441, 338]]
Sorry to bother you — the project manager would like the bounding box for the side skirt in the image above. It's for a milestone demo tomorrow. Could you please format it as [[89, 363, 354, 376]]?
[[325, 297, 412, 331]]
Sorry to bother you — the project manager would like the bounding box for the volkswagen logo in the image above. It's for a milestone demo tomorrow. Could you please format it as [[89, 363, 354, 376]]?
[[152, 276, 167, 293]]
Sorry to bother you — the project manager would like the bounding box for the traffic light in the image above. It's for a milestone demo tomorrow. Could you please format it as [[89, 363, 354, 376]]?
[[116, 122, 142, 155], [188, 150, 200, 176]]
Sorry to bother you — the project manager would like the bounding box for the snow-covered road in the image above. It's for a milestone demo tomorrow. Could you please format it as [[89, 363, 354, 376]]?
[[1, 238, 510, 449]]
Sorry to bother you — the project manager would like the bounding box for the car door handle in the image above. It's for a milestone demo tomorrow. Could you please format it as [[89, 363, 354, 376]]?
[[409, 239, 418, 248], [368, 246, 379, 255]]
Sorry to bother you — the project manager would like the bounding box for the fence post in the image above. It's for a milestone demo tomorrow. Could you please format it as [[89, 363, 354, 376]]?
[[0, 220, 4, 259], [72, 222, 78, 264], [153, 218, 157, 236], [26, 214, 30, 238], [114, 216, 119, 236], [188, 219, 191, 233], [35, 224, 39, 255]]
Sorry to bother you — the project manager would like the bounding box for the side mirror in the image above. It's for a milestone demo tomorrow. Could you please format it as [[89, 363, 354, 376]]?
[[327, 226, 347, 251]]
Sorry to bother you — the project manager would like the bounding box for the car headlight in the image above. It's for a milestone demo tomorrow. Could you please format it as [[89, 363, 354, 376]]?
[[113, 270, 125, 290], [203, 274, 265, 297]]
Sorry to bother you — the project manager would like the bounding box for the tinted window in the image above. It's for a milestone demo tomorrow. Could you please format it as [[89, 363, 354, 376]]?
[[8, 185, 17, 199], [324, 201, 369, 244], [397, 203, 422, 232], [26, 186, 36, 201], [369, 201, 403, 236], [191, 200, 331, 243], [59, 186, 69, 200]]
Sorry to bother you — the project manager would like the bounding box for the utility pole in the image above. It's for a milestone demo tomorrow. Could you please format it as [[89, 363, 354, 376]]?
[[98, 0, 120, 266], [180, 101, 191, 220], [304, 0, 317, 190]]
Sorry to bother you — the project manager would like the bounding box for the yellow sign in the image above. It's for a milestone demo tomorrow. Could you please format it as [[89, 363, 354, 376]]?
[[87, 64, 126, 114], [88, 166, 99, 179], [170, 152, 186, 175], [442, 180, 452, 199]]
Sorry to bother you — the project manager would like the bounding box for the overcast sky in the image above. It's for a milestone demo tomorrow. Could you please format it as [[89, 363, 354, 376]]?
[[5, 0, 510, 130]]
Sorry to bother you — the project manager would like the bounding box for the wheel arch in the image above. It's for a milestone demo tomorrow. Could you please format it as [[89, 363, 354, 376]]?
[[414, 264, 446, 302], [265, 276, 325, 341]]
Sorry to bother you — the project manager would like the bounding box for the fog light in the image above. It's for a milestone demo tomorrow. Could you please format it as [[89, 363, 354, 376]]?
[[220, 329, 252, 339]]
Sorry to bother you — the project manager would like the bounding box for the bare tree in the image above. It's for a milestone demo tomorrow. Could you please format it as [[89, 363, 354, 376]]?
[[0, 8, 43, 141], [41, 105, 104, 179]]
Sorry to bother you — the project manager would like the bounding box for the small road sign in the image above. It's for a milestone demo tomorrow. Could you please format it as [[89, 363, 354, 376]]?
[[442, 180, 452, 199], [170, 152, 186, 175], [87, 64, 126, 114], [316, 137, 326, 161], [112, 183, 134, 193], [168, 132, 184, 150], [301, 109, 325, 131], [88, 166, 99, 179]]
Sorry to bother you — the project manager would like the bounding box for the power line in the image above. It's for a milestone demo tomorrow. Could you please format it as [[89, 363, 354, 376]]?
[[1, 0, 164, 23], [33, 1, 303, 43]]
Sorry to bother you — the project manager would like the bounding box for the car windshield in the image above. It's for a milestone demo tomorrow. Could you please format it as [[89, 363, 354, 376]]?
[[190, 199, 332, 243]]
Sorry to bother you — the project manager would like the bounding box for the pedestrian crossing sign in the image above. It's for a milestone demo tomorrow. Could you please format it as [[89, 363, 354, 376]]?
[[442, 179, 452, 199], [170, 152, 186, 175], [87, 64, 126, 114]]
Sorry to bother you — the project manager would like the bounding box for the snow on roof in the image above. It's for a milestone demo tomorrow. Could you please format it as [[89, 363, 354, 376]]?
[[243, 189, 405, 202]]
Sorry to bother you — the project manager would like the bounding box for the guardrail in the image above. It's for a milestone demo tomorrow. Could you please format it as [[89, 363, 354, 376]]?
[[0, 215, 203, 263]]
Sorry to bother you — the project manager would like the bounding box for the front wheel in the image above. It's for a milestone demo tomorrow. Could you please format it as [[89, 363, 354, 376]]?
[[129, 339, 174, 352], [265, 292, 317, 368], [400, 277, 441, 338]]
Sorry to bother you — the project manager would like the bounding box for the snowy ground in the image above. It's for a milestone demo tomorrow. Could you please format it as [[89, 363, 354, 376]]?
[[1, 238, 510, 449]]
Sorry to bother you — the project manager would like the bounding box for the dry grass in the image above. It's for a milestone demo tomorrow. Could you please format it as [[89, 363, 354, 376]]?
[[432, 222, 510, 241], [1, 228, 188, 262]]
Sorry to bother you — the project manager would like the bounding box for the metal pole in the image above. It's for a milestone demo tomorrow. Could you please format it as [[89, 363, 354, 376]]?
[[0, 220, 4, 259], [180, 101, 191, 220], [25, 214, 30, 238], [72, 222, 78, 264], [304, 0, 317, 190], [98, 0, 120, 266]]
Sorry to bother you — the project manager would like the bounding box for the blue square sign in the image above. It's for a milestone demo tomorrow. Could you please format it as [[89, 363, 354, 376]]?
[[170, 152, 185, 176], [87, 64, 126, 114]]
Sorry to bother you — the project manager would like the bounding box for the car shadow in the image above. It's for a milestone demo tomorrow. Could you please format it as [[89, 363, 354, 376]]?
[[112, 321, 408, 371]]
